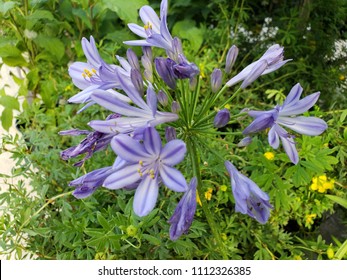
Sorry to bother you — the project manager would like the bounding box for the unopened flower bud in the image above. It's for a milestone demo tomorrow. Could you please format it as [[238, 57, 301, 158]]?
[[155, 57, 176, 89], [130, 69, 144, 95], [213, 109, 230, 128], [237, 136, 253, 147], [126, 49, 140, 71], [211, 68, 223, 93], [225, 45, 239, 74], [157, 90, 168, 106], [171, 101, 181, 113], [165, 126, 177, 142]]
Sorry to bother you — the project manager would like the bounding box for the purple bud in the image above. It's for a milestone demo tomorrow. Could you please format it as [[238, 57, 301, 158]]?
[[130, 68, 144, 95], [59, 129, 90, 136], [225, 45, 239, 74], [211, 68, 223, 93], [171, 101, 181, 113], [157, 90, 168, 106], [165, 126, 177, 142], [241, 60, 268, 89], [142, 47, 153, 82], [214, 109, 230, 128], [126, 49, 140, 71], [237, 136, 253, 147], [173, 54, 200, 79], [169, 37, 183, 61], [142, 46, 153, 61], [155, 57, 177, 89]]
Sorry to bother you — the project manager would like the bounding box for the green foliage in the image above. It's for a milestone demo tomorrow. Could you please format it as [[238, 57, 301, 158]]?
[[0, 0, 346, 260]]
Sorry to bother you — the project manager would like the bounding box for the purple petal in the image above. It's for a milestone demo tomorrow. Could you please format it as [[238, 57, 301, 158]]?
[[103, 164, 141, 189], [159, 165, 188, 192], [143, 127, 162, 156], [124, 39, 153, 47], [127, 23, 147, 38], [268, 125, 280, 148], [280, 92, 320, 116], [82, 36, 102, 68], [277, 116, 327, 136], [241, 60, 268, 89], [111, 134, 150, 162], [160, 140, 186, 165], [68, 62, 93, 89], [282, 83, 303, 107], [133, 175, 159, 217], [139, 6, 160, 33], [243, 113, 275, 134], [91, 90, 149, 117], [147, 34, 173, 51], [146, 85, 158, 116]]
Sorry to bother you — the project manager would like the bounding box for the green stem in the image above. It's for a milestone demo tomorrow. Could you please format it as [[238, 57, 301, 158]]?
[[186, 136, 228, 259]]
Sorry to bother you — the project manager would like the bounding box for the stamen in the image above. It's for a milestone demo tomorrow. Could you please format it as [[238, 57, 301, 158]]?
[[139, 160, 144, 166]]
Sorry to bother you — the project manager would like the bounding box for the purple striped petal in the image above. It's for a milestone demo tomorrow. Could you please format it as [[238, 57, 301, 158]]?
[[280, 134, 299, 164], [111, 134, 150, 162], [143, 127, 162, 156], [103, 164, 141, 189], [277, 116, 327, 136], [146, 85, 158, 116], [160, 140, 186, 165], [159, 165, 188, 192], [268, 125, 280, 148], [241, 60, 268, 89], [139, 6, 160, 33], [68, 62, 93, 89], [127, 23, 147, 38], [82, 36, 101, 68], [243, 113, 275, 134], [133, 175, 159, 217], [280, 92, 320, 116], [282, 83, 303, 107], [91, 90, 149, 117], [124, 39, 152, 47]]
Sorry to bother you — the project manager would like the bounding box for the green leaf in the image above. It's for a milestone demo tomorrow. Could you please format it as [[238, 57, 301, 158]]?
[[26, 10, 54, 28], [340, 109, 347, 123], [0, 95, 20, 111], [101, 0, 148, 23], [172, 20, 204, 52], [34, 35, 65, 61], [72, 8, 92, 29], [40, 79, 55, 108], [335, 239, 347, 260], [325, 195, 347, 209], [0, 45, 28, 67], [1, 108, 13, 131], [0, 1, 17, 15], [142, 233, 161, 245], [97, 212, 111, 231]]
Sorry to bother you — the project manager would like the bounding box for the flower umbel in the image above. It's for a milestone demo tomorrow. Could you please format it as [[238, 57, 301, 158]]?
[[225, 161, 273, 224]]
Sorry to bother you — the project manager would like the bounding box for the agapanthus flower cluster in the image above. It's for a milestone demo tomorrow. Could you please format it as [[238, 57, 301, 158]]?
[[60, 0, 327, 241]]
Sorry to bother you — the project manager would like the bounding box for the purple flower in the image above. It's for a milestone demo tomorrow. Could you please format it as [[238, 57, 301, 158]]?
[[243, 83, 328, 164], [88, 83, 178, 135], [226, 44, 291, 88], [59, 114, 120, 166], [165, 126, 177, 142], [224, 161, 273, 224], [103, 126, 188, 216], [124, 0, 173, 52], [237, 136, 253, 147], [70, 166, 113, 199], [214, 109, 230, 128], [68, 36, 130, 109], [155, 57, 177, 89], [225, 45, 239, 74], [168, 177, 197, 240]]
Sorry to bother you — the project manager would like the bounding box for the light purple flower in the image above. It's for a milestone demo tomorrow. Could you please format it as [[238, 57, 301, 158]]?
[[103, 126, 188, 217], [211, 68, 223, 93], [225, 161, 273, 224], [70, 166, 113, 199], [88, 83, 178, 135], [168, 177, 197, 240], [226, 44, 291, 88], [243, 83, 328, 164], [124, 0, 173, 52], [68, 36, 131, 108]]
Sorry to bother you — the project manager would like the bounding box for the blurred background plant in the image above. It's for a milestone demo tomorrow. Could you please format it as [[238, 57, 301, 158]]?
[[0, 0, 346, 259]]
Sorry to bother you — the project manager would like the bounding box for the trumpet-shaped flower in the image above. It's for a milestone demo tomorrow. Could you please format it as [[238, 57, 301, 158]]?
[[243, 83, 328, 164], [225, 161, 273, 224], [124, 0, 173, 52], [68, 36, 131, 108], [103, 126, 188, 216], [226, 44, 291, 88], [168, 177, 197, 240], [88, 82, 178, 135]]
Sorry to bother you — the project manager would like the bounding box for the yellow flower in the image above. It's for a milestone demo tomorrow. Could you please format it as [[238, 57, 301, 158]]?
[[224, 104, 231, 110], [339, 74, 345, 81], [293, 255, 302, 260], [220, 185, 228, 192], [310, 175, 335, 193], [327, 247, 335, 259], [264, 152, 275, 160], [305, 213, 317, 225], [196, 191, 202, 207], [204, 188, 213, 201]]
